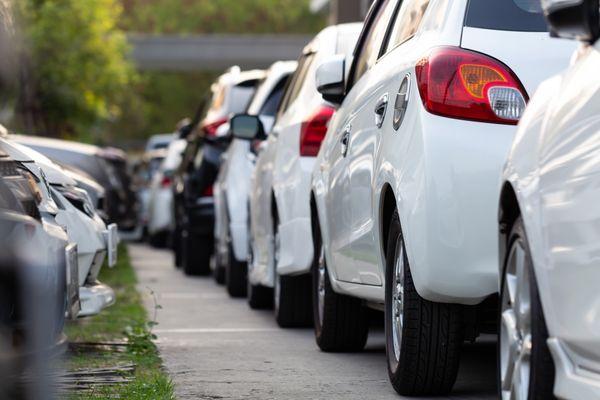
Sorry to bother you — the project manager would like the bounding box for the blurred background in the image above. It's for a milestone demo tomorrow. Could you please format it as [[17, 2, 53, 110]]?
[[0, 0, 375, 150]]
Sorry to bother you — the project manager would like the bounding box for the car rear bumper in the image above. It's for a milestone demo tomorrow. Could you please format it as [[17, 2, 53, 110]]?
[[78, 281, 115, 318], [398, 115, 515, 305]]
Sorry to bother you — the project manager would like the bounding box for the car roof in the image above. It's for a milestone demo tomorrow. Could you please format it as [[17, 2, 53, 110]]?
[[11, 134, 100, 156]]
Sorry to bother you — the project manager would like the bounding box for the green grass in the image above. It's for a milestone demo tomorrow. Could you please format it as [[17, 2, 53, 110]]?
[[64, 244, 175, 399]]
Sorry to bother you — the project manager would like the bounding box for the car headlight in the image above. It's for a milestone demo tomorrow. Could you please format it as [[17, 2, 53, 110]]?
[[55, 185, 96, 218], [0, 159, 42, 220]]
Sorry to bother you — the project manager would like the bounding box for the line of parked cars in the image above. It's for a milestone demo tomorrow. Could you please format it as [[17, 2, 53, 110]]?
[[0, 127, 139, 389], [137, 0, 600, 398]]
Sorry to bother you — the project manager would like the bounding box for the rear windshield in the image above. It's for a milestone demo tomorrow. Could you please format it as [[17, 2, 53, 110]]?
[[464, 0, 548, 32]]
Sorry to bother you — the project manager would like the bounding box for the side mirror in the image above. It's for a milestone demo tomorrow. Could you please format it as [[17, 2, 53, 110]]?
[[315, 55, 346, 104], [543, 0, 600, 42], [230, 114, 266, 141]]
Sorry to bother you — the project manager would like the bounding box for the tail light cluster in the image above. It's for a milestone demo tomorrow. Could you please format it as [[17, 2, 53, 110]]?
[[415, 47, 528, 125], [299, 105, 336, 157], [202, 185, 214, 197], [160, 175, 172, 188], [202, 117, 228, 137]]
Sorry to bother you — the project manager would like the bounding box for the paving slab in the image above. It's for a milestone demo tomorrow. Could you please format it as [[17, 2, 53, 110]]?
[[130, 244, 497, 400]]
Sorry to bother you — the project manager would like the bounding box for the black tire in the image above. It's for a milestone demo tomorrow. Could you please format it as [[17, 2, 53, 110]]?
[[148, 230, 168, 248], [173, 228, 182, 268], [213, 260, 226, 285], [498, 217, 555, 400], [271, 209, 312, 328], [182, 233, 211, 276], [274, 273, 312, 328], [225, 241, 247, 297], [248, 282, 273, 309], [311, 218, 368, 351], [385, 210, 463, 396]]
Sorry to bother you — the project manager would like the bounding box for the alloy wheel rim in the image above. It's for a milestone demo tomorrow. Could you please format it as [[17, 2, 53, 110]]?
[[391, 238, 405, 361], [317, 244, 326, 326], [500, 239, 532, 400]]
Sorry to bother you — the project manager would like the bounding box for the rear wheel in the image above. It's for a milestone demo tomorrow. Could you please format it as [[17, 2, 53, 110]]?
[[385, 210, 463, 396], [499, 217, 555, 400], [173, 227, 182, 268], [247, 230, 273, 309], [272, 212, 312, 328], [148, 231, 168, 248], [182, 232, 211, 276], [311, 220, 368, 351], [225, 240, 247, 298], [248, 282, 273, 309]]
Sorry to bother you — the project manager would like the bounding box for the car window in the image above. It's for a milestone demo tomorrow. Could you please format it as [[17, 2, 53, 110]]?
[[277, 53, 315, 117], [259, 75, 290, 117], [464, 0, 547, 32], [386, 0, 431, 50], [349, 0, 398, 86]]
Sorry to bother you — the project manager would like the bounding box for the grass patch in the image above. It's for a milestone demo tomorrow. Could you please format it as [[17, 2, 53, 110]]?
[[64, 244, 174, 399]]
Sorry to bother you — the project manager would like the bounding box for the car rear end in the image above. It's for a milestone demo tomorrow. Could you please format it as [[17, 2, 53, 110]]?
[[275, 24, 361, 276], [408, 0, 576, 304]]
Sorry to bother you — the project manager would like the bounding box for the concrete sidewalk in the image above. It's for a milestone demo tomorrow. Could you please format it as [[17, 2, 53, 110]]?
[[130, 243, 497, 400]]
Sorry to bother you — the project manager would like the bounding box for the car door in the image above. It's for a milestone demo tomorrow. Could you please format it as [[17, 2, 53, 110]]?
[[329, 0, 400, 284]]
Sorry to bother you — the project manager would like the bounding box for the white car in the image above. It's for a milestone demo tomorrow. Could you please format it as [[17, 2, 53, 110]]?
[[145, 133, 175, 152], [311, 0, 575, 396], [498, 2, 600, 399], [0, 135, 117, 317], [247, 23, 361, 327], [200, 67, 266, 138], [214, 61, 296, 299], [147, 138, 186, 247]]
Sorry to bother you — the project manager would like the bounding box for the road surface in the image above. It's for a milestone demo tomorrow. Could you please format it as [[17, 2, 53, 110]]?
[[130, 244, 497, 400]]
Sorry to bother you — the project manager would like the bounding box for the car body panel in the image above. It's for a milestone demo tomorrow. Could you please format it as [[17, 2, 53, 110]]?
[[249, 23, 362, 288], [502, 40, 600, 399]]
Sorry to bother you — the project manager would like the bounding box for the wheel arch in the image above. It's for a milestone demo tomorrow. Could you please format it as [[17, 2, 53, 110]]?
[[498, 181, 521, 265], [379, 183, 398, 268]]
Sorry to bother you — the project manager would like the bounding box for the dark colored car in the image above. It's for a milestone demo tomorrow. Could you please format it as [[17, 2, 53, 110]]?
[[172, 134, 227, 276], [11, 136, 138, 231], [172, 69, 263, 276]]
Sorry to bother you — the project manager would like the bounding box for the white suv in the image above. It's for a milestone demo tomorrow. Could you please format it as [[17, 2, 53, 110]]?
[[498, 1, 600, 399], [311, 0, 574, 395], [247, 23, 361, 327], [213, 60, 296, 298]]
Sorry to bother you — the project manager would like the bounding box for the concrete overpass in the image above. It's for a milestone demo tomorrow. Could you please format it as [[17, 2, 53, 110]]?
[[128, 34, 313, 71]]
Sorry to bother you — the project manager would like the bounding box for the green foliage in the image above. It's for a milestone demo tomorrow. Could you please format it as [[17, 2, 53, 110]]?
[[65, 244, 175, 400], [121, 0, 325, 34], [103, 70, 217, 146], [16, 0, 135, 137]]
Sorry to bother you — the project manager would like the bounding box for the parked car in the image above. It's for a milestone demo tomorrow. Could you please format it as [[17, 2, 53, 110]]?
[[172, 68, 265, 276], [147, 138, 187, 247], [214, 60, 296, 298], [58, 162, 108, 221], [497, 2, 600, 399], [11, 135, 138, 232], [145, 133, 175, 152], [0, 136, 117, 318], [133, 149, 167, 240], [245, 23, 361, 326], [310, 0, 575, 395], [0, 168, 77, 398]]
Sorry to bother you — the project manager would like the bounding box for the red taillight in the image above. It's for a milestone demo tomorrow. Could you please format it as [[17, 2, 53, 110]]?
[[202, 117, 228, 136], [161, 176, 172, 188], [299, 105, 335, 157], [415, 46, 528, 125], [202, 185, 213, 197]]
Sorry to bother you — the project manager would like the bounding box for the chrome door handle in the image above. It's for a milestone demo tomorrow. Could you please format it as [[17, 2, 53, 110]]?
[[340, 125, 351, 157], [374, 93, 389, 128]]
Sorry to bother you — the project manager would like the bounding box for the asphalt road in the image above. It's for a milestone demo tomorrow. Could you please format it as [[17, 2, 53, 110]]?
[[130, 244, 497, 400]]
